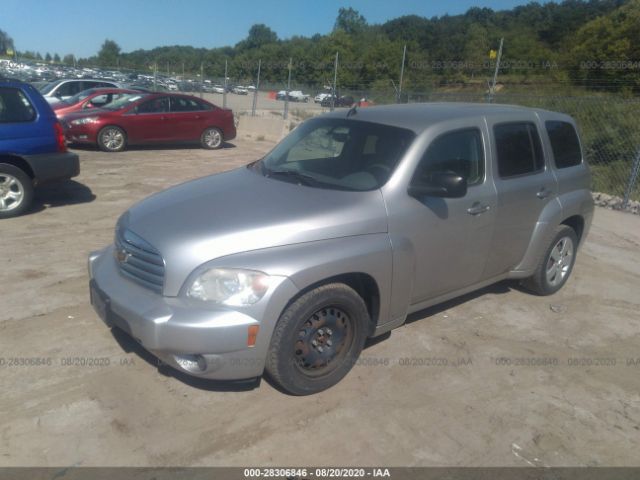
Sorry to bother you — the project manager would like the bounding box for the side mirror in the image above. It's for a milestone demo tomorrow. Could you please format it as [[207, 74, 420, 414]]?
[[408, 171, 467, 199]]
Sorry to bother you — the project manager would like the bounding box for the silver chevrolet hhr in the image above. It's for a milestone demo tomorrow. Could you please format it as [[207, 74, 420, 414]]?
[[89, 103, 594, 395]]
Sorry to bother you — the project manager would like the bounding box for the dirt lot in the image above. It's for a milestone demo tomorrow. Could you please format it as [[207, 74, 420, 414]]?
[[1, 137, 639, 467]]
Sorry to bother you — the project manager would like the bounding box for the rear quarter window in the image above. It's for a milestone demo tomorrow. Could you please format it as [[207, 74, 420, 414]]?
[[494, 122, 545, 178], [0, 88, 36, 123], [545, 121, 583, 168]]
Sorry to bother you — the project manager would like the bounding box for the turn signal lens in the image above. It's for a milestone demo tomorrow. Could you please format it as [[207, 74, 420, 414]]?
[[248, 325, 259, 347]]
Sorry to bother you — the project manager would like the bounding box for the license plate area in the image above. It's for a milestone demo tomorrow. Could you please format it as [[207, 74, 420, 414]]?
[[90, 281, 112, 327]]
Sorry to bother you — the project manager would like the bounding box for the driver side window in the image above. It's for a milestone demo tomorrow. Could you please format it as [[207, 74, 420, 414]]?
[[413, 128, 484, 186]]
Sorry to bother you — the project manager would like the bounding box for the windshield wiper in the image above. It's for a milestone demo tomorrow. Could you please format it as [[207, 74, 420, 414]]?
[[265, 168, 319, 186]]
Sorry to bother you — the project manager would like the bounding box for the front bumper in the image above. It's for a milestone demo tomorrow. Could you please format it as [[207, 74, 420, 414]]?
[[88, 245, 298, 380], [65, 125, 97, 145]]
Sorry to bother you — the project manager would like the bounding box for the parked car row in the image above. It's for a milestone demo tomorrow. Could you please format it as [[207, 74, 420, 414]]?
[[0, 78, 237, 218]]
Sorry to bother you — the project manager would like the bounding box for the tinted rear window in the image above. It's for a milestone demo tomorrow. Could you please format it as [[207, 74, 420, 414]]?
[[546, 121, 582, 168], [494, 122, 544, 178], [0, 88, 36, 123]]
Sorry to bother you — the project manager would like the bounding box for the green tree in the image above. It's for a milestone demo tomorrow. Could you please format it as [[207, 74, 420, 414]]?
[[53, 53, 61, 63], [44, 52, 52, 62], [0, 28, 14, 55], [333, 7, 367, 35], [97, 39, 121, 67], [63, 54, 75, 65], [236, 24, 278, 51]]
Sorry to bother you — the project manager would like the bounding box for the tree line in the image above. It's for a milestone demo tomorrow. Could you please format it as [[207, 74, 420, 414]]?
[[3, 0, 639, 93]]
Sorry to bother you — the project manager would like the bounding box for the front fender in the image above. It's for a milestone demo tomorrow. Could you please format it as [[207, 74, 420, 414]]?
[[210, 234, 393, 334]]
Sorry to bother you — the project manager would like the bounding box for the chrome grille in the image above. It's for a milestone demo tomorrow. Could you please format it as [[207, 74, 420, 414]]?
[[114, 228, 165, 293]]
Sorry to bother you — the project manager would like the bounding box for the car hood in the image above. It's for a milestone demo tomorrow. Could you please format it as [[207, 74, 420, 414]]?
[[121, 166, 388, 295]]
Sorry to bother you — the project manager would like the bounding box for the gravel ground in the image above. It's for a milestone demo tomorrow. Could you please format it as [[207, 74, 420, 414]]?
[[1, 137, 639, 467]]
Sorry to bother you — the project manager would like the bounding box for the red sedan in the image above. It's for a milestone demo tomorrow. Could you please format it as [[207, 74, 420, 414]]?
[[64, 93, 236, 151], [53, 88, 139, 119]]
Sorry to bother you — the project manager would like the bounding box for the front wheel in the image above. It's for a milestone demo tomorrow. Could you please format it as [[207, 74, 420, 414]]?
[[97, 126, 127, 152], [0, 164, 33, 219], [265, 283, 369, 395], [201, 127, 223, 149], [522, 225, 578, 295]]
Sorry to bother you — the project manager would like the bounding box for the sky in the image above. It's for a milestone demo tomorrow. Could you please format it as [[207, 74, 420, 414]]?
[[3, 0, 552, 58]]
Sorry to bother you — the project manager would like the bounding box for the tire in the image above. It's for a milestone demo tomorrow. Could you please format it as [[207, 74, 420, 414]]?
[[97, 126, 127, 152], [201, 127, 223, 150], [0, 163, 34, 219], [522, 225, 578, 296], [265, 283, 369, 395]]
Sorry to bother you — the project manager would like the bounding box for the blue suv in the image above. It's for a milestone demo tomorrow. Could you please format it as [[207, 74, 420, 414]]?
[[0, 79, 80, 218]]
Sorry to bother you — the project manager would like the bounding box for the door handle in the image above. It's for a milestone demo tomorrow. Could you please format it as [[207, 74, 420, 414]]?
[[536, 188, 552, 199], [467, 203, 491, 215]]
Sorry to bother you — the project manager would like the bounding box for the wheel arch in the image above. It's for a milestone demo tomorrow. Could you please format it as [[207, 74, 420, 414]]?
[[0, 154, 35, 179], [281, 272, 381, 337], [561, 214, 585, 244]]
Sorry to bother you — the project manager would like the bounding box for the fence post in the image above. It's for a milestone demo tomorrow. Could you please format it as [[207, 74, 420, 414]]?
[[252, 59, 261, 117], [398, 44, 406, 103], [200, 62, 204, 99], [623, 148, 640, 209], [223, 59, 228, 109], [488, 37, 504, 102], [331, 51, 339, 112], [284, 57, 292, 120]]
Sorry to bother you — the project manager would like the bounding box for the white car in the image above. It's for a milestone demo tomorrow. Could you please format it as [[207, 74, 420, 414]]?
[[212, 85, 225, 94], [314, 93, 331, 103], [288, 90, 310, 102], [232, 86, 248, 95]]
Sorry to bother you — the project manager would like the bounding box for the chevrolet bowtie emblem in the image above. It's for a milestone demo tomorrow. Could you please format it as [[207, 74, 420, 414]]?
[[115, 248, 131, 264]]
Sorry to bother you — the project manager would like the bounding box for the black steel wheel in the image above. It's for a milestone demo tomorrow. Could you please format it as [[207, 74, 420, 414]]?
[[265, 283, 369, 395]]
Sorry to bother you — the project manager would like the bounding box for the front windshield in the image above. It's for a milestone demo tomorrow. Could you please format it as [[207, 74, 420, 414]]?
[[64, 89, 97, 105], [256, 117, 415, 191], [102, 93, 147, 111]]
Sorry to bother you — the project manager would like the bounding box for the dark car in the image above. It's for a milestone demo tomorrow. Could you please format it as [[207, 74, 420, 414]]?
[[52, 88, 139, 119], [0, 79, 80, 218], [320, 95, 355, 108], [64, 93, 236, 152]]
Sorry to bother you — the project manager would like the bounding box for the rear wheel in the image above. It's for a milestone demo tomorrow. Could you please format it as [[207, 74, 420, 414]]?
[[0, 164, 33, 219], [265, 283, 369, 395], [97, 126, 127, 152], [201, 127, 223, 149], [522, 225, 578, 295]]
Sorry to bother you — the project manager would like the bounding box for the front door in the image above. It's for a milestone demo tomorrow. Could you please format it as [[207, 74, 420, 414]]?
[[388, 123, 497, 306], [124, 96, 172, 143]]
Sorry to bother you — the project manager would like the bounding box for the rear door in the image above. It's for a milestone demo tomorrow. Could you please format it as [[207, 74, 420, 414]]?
[[167, 96, 209, 141], [482, 117, 557, 278]]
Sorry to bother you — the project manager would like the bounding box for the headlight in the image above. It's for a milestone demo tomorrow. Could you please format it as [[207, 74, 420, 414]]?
[[186, 268, 271, 306], [70, 116, 99, 126]]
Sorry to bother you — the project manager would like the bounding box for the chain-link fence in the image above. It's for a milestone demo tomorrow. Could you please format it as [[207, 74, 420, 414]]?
[[3, 57, 639, 204]]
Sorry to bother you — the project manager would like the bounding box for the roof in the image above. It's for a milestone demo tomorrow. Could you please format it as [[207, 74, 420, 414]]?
[[323, 102, 566, 134]]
